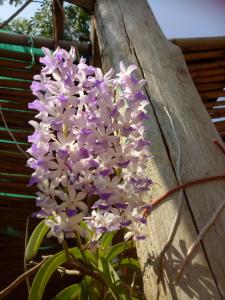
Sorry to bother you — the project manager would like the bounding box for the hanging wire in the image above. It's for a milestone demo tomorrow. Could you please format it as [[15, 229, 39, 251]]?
[[26, 35, 35, 69], [0, 103, 29, 159]]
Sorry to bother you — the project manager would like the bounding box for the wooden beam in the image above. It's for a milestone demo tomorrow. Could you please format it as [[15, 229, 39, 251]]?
[[65, 0, 95, 13], [52, 0, 64, 46], [172, 36, 225, 52], [94, 1, 225, 299], [0, 31, 90, 55], [184, 50, 225, 62]]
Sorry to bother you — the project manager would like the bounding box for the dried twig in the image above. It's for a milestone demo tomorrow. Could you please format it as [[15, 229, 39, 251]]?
[[0, 0, 33, 29], [213, 139, 225, 155], [144, 174, 225, 218], [0, 258, 47, 300], [176, 198, 225, 283]]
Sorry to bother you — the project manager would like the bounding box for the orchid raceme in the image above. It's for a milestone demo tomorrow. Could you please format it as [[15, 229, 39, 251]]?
[[27, 46, 152, 242]]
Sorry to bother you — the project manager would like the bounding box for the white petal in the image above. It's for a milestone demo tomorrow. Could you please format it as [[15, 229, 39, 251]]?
[[76, 191, 87, 201], [127, 64, 137, 74], [119, 61, 126, 73]]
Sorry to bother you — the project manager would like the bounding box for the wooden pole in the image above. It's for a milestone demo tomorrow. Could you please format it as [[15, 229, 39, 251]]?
[[94, 1, 225, 299], [52, 0, 64, 47]]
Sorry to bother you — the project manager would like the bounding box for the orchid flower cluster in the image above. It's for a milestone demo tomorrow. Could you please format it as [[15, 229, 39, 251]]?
[[27, 47, 152, 243]]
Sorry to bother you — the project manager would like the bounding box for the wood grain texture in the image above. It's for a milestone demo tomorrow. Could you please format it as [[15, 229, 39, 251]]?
[[94, 1, 225, 299]]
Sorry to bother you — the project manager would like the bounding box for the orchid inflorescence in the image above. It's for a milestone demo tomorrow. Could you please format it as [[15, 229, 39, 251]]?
[[27, 46, 152, 243]]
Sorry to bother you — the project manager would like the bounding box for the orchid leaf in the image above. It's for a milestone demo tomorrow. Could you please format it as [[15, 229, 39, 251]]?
[[105, 240, 135, 262], [25, 219, 49, 262], [28, 248, 83, 300], [99, 231, 116, 256], [98, 257, 129, 300], [118, 257, 141, 272], [84, 249, 97, 267], [80, 276, 92, 300], [53, 283, 81, 300]]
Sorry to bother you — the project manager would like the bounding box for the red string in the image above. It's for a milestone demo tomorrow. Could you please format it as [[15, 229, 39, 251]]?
[[144, 140, 225, 218], [213, 139, 225, 155]]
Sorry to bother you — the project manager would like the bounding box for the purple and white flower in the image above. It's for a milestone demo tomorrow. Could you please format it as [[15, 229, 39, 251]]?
[[27, 46, 152, 242]]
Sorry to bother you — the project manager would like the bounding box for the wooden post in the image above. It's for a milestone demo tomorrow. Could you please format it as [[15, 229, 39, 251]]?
[[94, 1, 225, 299], [52, 0, 64, 47]]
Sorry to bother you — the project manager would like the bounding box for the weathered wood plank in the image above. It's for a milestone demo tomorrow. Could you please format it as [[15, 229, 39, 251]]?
[[95, 0, 225, 299], [172, 36, 225, 52]]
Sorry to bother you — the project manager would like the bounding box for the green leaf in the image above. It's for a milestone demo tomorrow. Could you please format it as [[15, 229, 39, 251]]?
[[79, 276, 91, 300], [53, 284, 81, 300], [84, 249, 97, 267], [99, 231, 116, 256], [105, 241, 135, 262], [118, 258, 141, 272], [98, 257, 129, 300], [25, 219, 50, 262], [28, 248, 83, 300]]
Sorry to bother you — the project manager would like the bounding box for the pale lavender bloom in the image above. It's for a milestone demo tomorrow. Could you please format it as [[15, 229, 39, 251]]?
[[28, 47, 152, 242]]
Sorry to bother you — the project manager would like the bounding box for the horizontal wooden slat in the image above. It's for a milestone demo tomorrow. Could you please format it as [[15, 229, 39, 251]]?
[[194, 74, 225, 84], [0, 129, 31, 143], [0, 140, 29, 152], [205, 100, 225, 109], [0, 181, 35, 194], [0, 100, 31, 111], [172, 36, 225, 52], [201, 90, 225, 101], [0, 149, 28, 161], [209, 109, 225, 118], [197, 82, 225, 92], [0, 79, 31, 89], [0, 58, 41, 73], [0, 87, 34, 101], [184, 50, 225, 62], [0, 159, 31, 174], [0, 48, 41, 62], [188, 60, 225, 72], [191, 67, 225, 78], [0, 68, 35, 81], [0, 172, 30, 184]]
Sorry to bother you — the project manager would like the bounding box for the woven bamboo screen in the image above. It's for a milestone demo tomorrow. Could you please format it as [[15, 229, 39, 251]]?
[[0, 35, 224, 297]]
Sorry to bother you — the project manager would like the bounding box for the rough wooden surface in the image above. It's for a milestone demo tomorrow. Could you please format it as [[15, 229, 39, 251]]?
[[94, 0, 225, 299]]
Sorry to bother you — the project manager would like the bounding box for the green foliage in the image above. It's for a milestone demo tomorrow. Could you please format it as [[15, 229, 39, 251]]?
[[54, 284, 81, 300], [6, 0, 90, 42], [25, 222, 144, 300], [98, 257, 128, 300], [28, 247, 83, 300], [25, 219, 49, 262]]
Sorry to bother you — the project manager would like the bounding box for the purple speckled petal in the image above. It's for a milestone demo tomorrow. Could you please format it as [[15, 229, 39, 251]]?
[[100, 192, 113, 200], [96, 226, 108, 234], [100, 168, 111, 177], [117, 160, 130, 168], [66, 208, 77, 217], [120, 220, 132, 227], [135, 235, 146, 241], [115, 202, 128, 209], [79, 147, 89, 159]]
